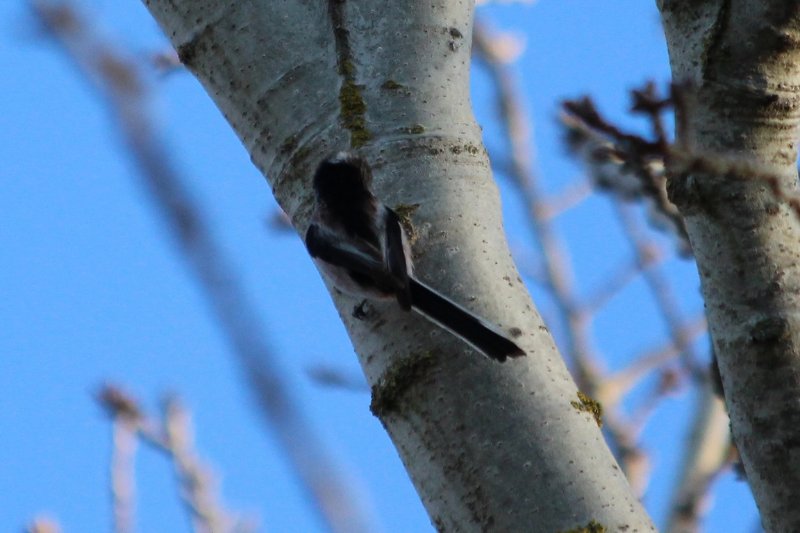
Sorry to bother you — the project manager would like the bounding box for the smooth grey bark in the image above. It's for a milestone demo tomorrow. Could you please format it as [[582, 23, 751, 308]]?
[[141, 1, 654, 530], [659, 1, 800, 531]]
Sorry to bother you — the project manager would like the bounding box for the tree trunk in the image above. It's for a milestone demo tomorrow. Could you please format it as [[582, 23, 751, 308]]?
[[141, 0, 655, 530], [659, 1, 800, 530]]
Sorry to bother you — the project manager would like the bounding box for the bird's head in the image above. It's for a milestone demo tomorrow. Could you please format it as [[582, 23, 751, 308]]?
[[312, 152, 374, 206]]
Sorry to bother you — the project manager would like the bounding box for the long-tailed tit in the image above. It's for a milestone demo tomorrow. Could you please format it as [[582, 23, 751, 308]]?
[[305, 152, 525, 362]]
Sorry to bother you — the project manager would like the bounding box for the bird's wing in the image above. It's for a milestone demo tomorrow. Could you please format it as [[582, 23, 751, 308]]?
[[306, 224, 382, 274], [306, 223, 402, 295], [383, 208, 412, 310]]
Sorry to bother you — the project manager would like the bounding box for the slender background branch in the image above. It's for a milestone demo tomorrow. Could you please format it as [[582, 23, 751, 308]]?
[[29, 2, 375, 531]]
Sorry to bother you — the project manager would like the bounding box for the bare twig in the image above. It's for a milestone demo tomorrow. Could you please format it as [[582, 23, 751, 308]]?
[[307, 365, 368, 392], [162, 397, 236, 533], [30, 2, 375, 531], [614, 202, 704, 377], [665, 387, 731, 533], [98, 386, 142, 533], [110, 416, 139, 533], [479, 36, 726, 515], [600, 315, 707, 406], [474, 21, 599, 385], [582, 251, 664, 315], [563, 82, 800, 253], [150, 48, 182, 74], [537, 179, 593, 220], [669, 147, 800, 219], [561, 80, 752, 531], [474, 21, 660, 493], [603, 351, 700, 498], [561, 99, 689, 254], [602, 412, 652, 496], [26, 517, 62, 533], [98, 385, 239, 533], [630, 368, 685, 431]]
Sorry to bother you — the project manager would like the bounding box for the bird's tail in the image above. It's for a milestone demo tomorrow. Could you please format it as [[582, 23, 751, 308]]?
[[408, 279, 525, 362]]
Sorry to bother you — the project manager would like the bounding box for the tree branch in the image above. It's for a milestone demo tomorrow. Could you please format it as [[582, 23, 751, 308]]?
[[30, 2, 374, 530], [659, 1, 800, 529], [135, 1, 655, 530]]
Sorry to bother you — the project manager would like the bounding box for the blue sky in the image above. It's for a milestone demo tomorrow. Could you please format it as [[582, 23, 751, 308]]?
[[2, 1, 760, 531]]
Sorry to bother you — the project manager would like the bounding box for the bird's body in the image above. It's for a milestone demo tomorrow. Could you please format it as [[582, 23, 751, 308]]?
[[306, 152, 525, 362]]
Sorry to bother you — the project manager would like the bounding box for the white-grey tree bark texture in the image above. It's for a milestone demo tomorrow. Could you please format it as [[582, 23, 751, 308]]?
[[659, 1, 800, 531], [141, 1, 655, 531]]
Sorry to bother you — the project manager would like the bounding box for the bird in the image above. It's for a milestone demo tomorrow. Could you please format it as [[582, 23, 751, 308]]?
[[305, 152, 525, 362]]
